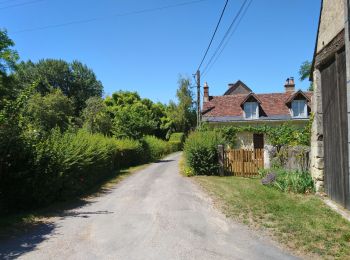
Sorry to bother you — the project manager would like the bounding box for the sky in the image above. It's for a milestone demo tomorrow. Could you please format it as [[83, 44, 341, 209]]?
[[1, 0, 321, 103]]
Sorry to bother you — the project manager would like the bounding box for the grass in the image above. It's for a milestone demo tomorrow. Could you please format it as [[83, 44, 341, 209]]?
[[0, 163, 150, 238], [194, 176, 350, 259]]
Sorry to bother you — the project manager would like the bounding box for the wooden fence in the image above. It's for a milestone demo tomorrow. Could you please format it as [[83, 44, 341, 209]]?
[[223, 149, 264, 177]]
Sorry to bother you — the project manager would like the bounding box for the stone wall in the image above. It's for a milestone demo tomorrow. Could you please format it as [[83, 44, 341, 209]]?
[[317, 0, 345, 52], [265, 145, 310, 172], [310, 70, 325, 192]]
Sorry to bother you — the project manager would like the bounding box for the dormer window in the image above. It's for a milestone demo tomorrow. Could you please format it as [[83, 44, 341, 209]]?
[[244, 102, 259, 119], [291, 100, 307, 118]]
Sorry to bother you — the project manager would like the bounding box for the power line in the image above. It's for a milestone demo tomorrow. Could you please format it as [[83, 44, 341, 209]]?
[[202, 0, 253, 77], [12, 0, 209, 34], [0, 0, 45, 10], [196, 0, 229, 71], [201, 0, 249, 76]]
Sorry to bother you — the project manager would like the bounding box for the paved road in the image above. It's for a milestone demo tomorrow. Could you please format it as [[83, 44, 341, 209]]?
[[0, 153, 297, 260]]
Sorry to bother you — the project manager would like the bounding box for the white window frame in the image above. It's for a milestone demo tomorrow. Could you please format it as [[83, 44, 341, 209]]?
[[291, 100, 307, 118], [244, 102, 259, 119]]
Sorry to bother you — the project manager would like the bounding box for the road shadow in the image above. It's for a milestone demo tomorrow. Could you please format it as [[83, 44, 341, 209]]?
[[58, 210, 114, 219], [155, 159, 174, 163], [0, 222, 55, 260]]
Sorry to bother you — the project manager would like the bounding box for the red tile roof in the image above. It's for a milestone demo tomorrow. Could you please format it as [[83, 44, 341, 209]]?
[[202, 91, 313, 118]]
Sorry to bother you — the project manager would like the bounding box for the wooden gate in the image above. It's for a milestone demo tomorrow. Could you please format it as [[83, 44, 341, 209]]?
[[224, 149, 264, 177], [321, 48, 350, 209]]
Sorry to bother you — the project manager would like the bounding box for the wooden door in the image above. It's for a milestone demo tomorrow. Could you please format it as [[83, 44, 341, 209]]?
[[321, 48, 350, 209]]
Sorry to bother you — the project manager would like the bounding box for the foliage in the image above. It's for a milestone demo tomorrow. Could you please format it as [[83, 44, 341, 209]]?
[[114, 138, 144, 168], [107, 91, 169, 139], [0, 29, 19, 73], [82, 96, 112, 135], [299, 60, 313, 91], [210, 122, 312, 148], [165, 76, 196, 134], [0, 30, 19, 106], [14, 59, 103, 113], [23, 89, 74, 133], [143, 135, 173, 162], [0, 129, 176, 209], [184, 131, 224, 175], [259, 168, 314, 194], [168, 132, 185, 150]]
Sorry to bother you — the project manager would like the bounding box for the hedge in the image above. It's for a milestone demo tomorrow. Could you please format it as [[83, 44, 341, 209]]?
[[168, 132, 185, 150], [0, 130, 179, 210], [183, 131, 224, 175]]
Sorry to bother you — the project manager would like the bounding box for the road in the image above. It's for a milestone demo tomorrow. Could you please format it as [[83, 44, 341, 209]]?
[[0, 153, 297, 260]]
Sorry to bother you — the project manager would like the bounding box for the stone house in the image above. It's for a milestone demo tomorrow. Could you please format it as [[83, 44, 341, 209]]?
[[202, 79, 313, 167], [310, 0, 350, 209]]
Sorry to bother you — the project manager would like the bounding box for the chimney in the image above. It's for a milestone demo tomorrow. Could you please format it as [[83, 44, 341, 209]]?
[[203, 82, 209, 102], [284, 77, 295, 93]]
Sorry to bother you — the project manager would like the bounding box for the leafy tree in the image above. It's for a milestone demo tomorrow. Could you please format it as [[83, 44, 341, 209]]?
[[0, 29, 19, 73], [14, 59, 103, 113], [23, 89, 74, 133], [0, 30, 19, 106], [82, 96, 112, 135], [107, 91, 159, 139], [299, 60, 313, 91], [166, 77, 196, 134]]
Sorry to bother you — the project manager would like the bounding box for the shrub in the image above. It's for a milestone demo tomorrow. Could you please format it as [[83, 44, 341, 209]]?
[[114, 138, 144, 168], [143, 135, 172, 161], [184, 131, 224, 175], [32, 129, 119, 204], [168, 132, 185, 150], [260, 168, 314, 194], [1, 130, 178, 210]]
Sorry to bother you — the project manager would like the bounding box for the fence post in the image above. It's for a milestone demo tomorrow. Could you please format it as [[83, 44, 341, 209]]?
[[218, 145, 225, 177]]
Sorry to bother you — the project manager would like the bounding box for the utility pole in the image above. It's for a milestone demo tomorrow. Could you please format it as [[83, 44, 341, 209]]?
[[196, 70, 201, 128]]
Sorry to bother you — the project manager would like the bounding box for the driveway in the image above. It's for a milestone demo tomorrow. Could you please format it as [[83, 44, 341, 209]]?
[[0, 153, 297, 260]]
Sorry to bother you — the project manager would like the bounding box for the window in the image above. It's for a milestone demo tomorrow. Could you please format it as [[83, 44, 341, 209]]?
[[244, 102, 259, 119], [291, 100, 307, 118]]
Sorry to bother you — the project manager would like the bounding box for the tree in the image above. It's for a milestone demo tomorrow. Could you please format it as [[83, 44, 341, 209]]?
[[0, 29, 19, 74], [299, 60, 313, 91], [23, 89, 74, 133], [167, 76, 196, 134], [0, 30, 19, 106], [82, 97, 112, 135], [106, 91, 160, 139], [14, 59, 103, 114]]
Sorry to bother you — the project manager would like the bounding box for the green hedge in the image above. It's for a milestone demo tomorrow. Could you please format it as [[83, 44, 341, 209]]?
[[0, 130, 178, 210], [143, 135, 172, 161], [184, 131, 224, 175], [168, 132, 185, 150]]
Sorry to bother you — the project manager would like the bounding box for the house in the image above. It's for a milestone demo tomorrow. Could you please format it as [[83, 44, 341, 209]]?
[[202, 79, 313, 152], [310, 0, 350, 209]]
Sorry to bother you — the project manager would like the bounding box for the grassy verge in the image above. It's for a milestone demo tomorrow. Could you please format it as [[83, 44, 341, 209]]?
[[0, 163, 149, 238], [194, 176, 350, 259]]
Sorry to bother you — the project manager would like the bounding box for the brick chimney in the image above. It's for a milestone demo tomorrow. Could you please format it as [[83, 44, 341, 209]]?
[[284, 77, 295, 93], [203, 82, 209, 102]]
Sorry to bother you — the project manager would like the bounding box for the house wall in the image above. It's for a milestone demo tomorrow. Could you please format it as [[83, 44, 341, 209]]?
[[233, 132, 272, 169], [317, 0, 345, 52], [234, 132, 255, 149]]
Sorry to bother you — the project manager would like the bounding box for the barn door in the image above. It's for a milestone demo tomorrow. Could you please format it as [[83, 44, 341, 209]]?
[[321, 48, 350, 209]]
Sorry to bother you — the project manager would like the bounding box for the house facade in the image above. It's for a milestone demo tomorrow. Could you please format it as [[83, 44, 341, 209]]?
[[202, 79, 313, 154], [310, 0, 350, 209]]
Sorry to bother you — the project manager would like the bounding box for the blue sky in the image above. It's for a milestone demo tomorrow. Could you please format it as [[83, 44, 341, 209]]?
[[1, 0, 321, 103]]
